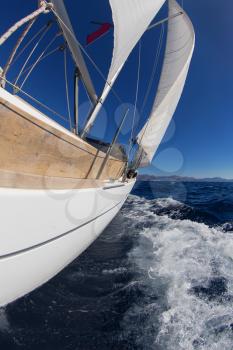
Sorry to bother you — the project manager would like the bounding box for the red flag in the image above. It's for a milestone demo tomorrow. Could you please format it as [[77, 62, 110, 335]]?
[[86, 23, 112, 46]]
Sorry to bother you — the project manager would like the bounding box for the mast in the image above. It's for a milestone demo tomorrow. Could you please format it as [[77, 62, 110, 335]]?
[[49, 0, 97, 105]]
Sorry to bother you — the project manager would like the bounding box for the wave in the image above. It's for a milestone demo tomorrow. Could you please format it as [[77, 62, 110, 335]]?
[[0, 309, 9, 332], [121, 195, 233, 350], [102, 267, 128, 275]]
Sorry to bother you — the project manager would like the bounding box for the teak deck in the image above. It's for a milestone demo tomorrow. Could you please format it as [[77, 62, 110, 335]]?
[[0, 91, 126, 189]]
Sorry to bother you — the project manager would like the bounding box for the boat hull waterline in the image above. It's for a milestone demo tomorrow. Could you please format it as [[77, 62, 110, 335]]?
[[0, 180, 135, 306]]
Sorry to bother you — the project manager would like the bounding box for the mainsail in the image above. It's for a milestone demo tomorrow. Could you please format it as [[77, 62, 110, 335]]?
[[82, 0, 166, 135], [137, 0, 195, 167], [50, 0, 97, 104]]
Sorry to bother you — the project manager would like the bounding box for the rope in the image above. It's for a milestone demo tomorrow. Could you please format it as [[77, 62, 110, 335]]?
[[19, 32, 62, 90], [140, 23, 165, 115], [12, 22, 52, 66], [1, 76, 69, 124], [127, 40, 142, 159], [0, 19, 36, 88], [14, 21, 53, 86], [64, 49, 72, 131], [51, 8, 123, 105], [19, 44, 65, 77], [0, 1, 51, 46]]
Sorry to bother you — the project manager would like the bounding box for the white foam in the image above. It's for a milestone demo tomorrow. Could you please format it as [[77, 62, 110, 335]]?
[[123, 195, 233, 350], [102, 267, 127, 275], [0, 308, 9, 331]]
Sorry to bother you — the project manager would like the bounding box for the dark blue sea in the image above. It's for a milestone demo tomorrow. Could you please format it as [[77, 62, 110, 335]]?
[[1, 181, 233, 350]]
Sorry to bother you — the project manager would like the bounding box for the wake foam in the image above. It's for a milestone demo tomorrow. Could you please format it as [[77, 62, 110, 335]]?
[[0, 309, 9, 331], [121, 195, 233, 350]]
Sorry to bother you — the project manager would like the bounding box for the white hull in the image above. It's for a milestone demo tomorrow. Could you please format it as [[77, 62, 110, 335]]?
[[0, 180, 135, 306]]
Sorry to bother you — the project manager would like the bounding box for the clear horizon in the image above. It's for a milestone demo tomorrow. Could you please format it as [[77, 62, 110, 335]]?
[[138, 173, 233, 180]]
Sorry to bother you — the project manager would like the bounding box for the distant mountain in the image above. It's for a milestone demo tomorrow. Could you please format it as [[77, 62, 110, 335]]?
[[137, 175, 233, 182]]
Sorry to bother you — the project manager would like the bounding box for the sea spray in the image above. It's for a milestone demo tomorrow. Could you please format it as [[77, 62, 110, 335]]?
[[122, 194, 233, 350]]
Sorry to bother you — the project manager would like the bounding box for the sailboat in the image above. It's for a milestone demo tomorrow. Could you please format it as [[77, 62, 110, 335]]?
[[0, 0, 195, 305]]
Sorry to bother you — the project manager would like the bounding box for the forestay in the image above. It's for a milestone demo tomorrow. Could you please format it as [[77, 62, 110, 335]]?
[[83, 0, 166, 135], [50, 0, 97, 104], [137, 0, 195, 167]]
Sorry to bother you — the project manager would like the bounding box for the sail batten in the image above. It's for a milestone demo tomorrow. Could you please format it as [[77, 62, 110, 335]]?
[[83, 0, 166, 135], [50, 0, 97, 104], [137, 0, 195, 167]]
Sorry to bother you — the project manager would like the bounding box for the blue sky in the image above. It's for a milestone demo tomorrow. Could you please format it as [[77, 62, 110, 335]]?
[[0, 1, 232, 179]]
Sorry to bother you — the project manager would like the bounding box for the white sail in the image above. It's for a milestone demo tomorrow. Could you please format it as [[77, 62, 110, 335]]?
[[137, 0, 195, 167], [107, 0, 166, 84], [83, 0, 166, 135], [50, 0, 97, 104]]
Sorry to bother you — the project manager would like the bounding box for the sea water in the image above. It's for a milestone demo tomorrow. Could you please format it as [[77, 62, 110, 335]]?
[[1, 181, 233, 350]]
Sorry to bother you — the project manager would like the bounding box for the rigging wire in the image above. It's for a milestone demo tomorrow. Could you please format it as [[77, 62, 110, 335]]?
[[127, 40, 142, 159], [138, 25, 165, 146], [14, 21, 53, 86], [64, 48, 72, 131], [128, 24, 165, 168], [140, 23, 165, 115], [1, 76, 70, 124], [0, 2, 50, 47], [0, 19, 36, 88], [51, 8, 124, 105], [18, 44, 66, 77], [19, 32, 62, 91], [133, 25, 165, 169], [11, 22, 52, 66]]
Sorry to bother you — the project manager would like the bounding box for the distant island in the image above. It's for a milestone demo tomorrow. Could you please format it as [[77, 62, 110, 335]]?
[[138, 175, 233, 182]]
